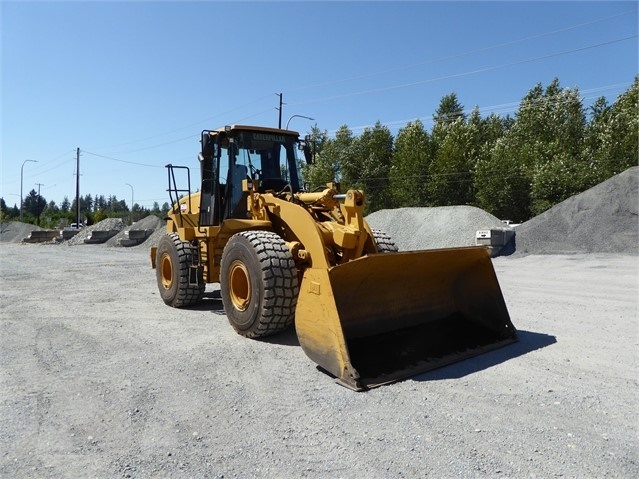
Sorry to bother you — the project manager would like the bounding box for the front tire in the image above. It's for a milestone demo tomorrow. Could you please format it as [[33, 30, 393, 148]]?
[[156, 233, 204, 307], [368, 229, 399, 253], [220, 231, 299, 338]]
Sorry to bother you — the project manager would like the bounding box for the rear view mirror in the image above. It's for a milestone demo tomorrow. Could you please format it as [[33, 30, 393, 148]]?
[[303, 144, 313, 165]]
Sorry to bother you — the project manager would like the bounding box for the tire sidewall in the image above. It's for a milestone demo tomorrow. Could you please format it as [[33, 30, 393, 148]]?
[[156, 234, 180, 305], [220, 234, 265, 333]]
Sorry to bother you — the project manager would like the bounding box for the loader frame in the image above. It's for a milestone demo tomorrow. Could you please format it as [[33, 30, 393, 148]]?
[[151, 124, 517, 390]]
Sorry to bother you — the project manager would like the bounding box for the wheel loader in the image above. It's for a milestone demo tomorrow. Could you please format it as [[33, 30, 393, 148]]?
[[150, 124, 517, 390]]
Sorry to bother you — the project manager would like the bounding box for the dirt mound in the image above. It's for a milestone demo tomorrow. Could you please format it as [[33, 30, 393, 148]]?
[[366, 205, 509, 251], [0, 222, 45, 243], [514, 167, 638, 256]]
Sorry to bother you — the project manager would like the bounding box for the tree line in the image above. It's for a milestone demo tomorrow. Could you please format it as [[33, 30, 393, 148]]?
[[0, 191, 170, 228], [304, 77, 638, 222], [3, 76, 636, 227]]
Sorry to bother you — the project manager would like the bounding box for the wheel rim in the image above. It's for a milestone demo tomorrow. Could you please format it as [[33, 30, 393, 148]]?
[[229, 260, 250, 311], [160, 253, 173, 290]]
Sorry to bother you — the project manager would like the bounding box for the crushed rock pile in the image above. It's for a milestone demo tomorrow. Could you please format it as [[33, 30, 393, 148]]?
[[5, 168, 636, 257], [514, 166, 638, 256], [0, 222, 45, 243], [141, 223, 168, 249], [366, 205, 509, 251], [64, 218, 125, 246], [106, 215, 164, 247]]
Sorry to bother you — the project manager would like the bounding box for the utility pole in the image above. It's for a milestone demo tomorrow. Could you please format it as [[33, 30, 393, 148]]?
[[275, 93, 284, 128], [75, 148, 80, 227]]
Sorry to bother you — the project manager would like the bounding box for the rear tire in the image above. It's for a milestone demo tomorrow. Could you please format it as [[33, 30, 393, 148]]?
[[369, 229, 399, 253], [220, 231, 299, 338], [156, 233, 204, 307]]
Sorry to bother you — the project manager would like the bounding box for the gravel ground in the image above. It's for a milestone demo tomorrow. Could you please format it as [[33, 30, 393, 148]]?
[[1, 245, 637, 478], [1, 167, 637, 478]]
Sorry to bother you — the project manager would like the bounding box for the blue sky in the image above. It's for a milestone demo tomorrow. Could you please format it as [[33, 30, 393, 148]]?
[[2, 1, 637, 211]]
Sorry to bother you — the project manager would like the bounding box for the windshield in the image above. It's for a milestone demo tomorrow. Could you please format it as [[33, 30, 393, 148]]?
[[229, 131, 304, 192]]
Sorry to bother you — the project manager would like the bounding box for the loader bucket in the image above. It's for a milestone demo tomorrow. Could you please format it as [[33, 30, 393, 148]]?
[[295, 246, 516, 390]]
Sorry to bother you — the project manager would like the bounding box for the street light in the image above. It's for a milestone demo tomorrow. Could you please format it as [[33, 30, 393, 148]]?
[[125, 183, 134, 225], [285, 115, 315, 130], [20, 159, 38, 222]]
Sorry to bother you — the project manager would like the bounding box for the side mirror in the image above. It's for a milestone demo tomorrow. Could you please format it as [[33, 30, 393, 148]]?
[[303, 144, 313, 165]]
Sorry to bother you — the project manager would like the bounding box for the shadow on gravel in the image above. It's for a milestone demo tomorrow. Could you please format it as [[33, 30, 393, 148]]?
[[187, 291, 225, 313], [413, 330, 557, 381], [185, 291, 301, 346], [261, 328, 300, 347]]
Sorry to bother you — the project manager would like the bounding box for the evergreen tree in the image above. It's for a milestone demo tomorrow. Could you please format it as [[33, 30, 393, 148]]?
[[433, 92, 466, 130], [94, 194, 107, 211], [0, 198, 9, 219], [61, 196, 70, 213], [23, 189, 47, 225]]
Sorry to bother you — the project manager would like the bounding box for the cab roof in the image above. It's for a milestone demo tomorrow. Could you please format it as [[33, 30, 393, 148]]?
[[211, 125, 300, 137]]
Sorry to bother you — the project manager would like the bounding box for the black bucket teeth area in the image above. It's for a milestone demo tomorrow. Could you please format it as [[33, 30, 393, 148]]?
[[346, 314, 516, 383]]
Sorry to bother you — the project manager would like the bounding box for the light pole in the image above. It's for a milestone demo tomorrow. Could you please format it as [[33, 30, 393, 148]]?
[[285, 115, 315, 130], [125, 183, 134, 225], [20, 159, 38, 222]]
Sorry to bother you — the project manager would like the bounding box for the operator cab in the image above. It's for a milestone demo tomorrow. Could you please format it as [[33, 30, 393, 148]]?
[[199, 125, 306, 226]]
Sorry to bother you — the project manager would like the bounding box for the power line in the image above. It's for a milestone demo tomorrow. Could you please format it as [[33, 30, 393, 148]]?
[[63, 20, 637, 159], [61, 8, 635, 159], [288, 35, 638, 109], [81, 150, 164, 168], [286, 8, 637, 94], [89, 94, 274, 151]]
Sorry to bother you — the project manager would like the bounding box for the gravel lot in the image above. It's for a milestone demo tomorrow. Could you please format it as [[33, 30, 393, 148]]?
[[1, 167, 637, 478], [1, 243, 637, 478]]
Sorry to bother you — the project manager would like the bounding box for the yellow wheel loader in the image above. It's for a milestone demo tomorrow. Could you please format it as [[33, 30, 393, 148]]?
[[151, 125, 517, 390]]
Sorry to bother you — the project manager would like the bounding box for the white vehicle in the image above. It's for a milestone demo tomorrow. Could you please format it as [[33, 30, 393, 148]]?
[[63, 223, 84, 231]]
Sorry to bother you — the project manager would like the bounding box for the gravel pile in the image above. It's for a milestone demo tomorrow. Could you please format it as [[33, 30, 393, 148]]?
[[366, 205, 510, 251], [63, 217, 125, 246], [140, 220, 169, 249], [4, 167, 636, 255], [514, 166, 638, 256], [105, 215, 164, 247], [0, 222, 44, 243]]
